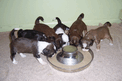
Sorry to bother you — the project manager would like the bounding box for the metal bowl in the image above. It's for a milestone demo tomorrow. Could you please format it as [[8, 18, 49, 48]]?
[[47, 45, 94, 73], [57, 45, 84, 65]]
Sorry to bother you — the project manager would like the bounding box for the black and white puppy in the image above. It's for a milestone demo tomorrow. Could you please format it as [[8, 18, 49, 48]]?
[[9, 28, 56, 65], [53, 17, 69, 35], [55, 28, 69, 47], [17, 28, 47, 41], [53, 17, 69, 47]]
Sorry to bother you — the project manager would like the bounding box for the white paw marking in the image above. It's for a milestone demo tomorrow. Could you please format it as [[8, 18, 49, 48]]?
[[13, 58, 18, 64], [96, 49, 100, 51], [20, 53, 26, 58], [37, 58, 47, 65], [109, 43, 113, 46], [82, 48, 89, 51], [101, 40, 103, 41]]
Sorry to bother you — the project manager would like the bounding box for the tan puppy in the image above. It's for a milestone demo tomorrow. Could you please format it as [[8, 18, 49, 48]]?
[[69, 13, 87, 47], [80, 22, 113, 51]]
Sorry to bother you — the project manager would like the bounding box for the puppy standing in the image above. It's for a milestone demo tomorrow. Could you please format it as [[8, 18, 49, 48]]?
[[10, 28, 56, 65], [33, 16, 64, 51], [55, 28, 69, 47], [53, 17, 70, 47], [69, 13, 87, 47], [53, 17, 69, 35], [81, 22, 113, 51]]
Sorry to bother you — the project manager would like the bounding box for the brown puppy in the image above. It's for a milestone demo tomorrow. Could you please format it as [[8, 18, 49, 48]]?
[[33, 16, 64, 51], [69, 13, 87, 47], [81, 22, 113, 51]]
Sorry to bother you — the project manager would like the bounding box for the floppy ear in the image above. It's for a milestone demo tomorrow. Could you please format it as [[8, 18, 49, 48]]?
[[43, 48, 49, 55], [89, 39, 94, 46]]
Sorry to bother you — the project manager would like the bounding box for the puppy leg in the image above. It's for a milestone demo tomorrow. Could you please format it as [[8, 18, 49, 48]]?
[[95, 40, 100, 51], [108, 35, 113, 45], [11, 52, 18, 64], [34, 53, 47, 65], [37, 57, 47, 65], [19, 53, 26, 58]]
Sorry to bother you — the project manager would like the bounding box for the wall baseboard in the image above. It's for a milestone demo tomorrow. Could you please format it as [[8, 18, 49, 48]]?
[[0, 19, 121, 32]]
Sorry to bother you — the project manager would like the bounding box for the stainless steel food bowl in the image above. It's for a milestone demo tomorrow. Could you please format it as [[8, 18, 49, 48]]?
[[47, 45, 94, 73], [57, 45, 84, 65]]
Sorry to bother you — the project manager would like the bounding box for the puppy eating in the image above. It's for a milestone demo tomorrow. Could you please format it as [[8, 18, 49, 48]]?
[[9, 28, 56, 65], [80, 22, 113, 51], [55, 27, 69, 47], [53, 17, 69, 35], [33, 16, 64, 51], [69, 13, 87, 47]]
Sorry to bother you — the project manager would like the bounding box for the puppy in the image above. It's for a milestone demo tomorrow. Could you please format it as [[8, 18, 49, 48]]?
[[33, 16, 64, 51], [9, 28, 56, 65], [69, 13, 87, 47], [80, 22, 113, 51], [17, 28, 47, 41], [53, 17, 69, 35], [55, 27, 69, 47]]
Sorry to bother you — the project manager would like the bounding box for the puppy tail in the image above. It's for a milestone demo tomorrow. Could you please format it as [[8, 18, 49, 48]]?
[[104, 22, 112, 27], [53, 17, 62, 24], [77, 13, 84, 20], [35, 16, 44, 24], [10, 28, 20, 41], [17, 29, 23, 37]]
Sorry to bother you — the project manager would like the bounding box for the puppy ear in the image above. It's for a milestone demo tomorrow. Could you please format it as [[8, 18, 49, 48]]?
[[43, 48, 49, 55], [89, 39, 94, 46]]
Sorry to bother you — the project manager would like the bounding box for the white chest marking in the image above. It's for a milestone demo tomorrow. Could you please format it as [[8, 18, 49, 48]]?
[[83, 43, 87, 48], [38, 41, 50, 54]]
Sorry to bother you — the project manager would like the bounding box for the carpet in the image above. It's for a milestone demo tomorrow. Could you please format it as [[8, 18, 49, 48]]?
[[0, 23, 122, 81]]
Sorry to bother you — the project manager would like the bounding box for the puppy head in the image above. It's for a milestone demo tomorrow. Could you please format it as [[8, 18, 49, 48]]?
[[80, 38, 94, 50], [70, 36, 79, 47], [104, 22, 112, 27], [43, 43, 56, 57]]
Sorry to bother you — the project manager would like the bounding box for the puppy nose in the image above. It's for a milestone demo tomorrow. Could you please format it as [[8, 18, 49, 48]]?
[[83, 43, 87, 48]]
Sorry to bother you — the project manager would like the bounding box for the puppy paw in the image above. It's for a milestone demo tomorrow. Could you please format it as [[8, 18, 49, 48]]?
[[41, 61, 47, 65], [101, 40, 103, 41], [20, 53, 26, 58], [109, 43, 113, 46], [13, 59, 18, 64], [96, 49, 100, 51], [82, 48, 89, 51], [37, 58, 47, 65]]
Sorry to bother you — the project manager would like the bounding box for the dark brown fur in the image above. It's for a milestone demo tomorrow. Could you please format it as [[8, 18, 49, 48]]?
[[69, 13, 87, 46], [33, 16, 63, 50]]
